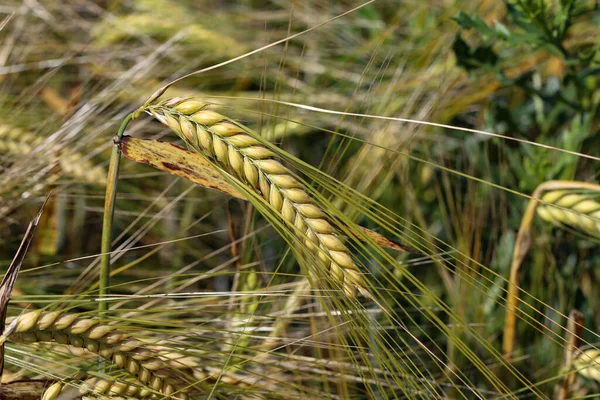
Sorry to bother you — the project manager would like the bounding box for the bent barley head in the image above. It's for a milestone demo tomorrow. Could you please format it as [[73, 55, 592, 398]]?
[[7, 310, 189, 399], [142, 97, 367, 298], [537, 190, 600, 236]]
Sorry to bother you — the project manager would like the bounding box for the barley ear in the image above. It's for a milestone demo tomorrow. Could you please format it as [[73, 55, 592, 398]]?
[[41, 382, 63, 400], [0, 125, 107, 185], [574, 348, 600, 382], [6, 310, 189, 399], [537, 190, 600, 236], [504, 181, 600, 362], [143, 97, 368, 298], [42, 377, 162, 399]]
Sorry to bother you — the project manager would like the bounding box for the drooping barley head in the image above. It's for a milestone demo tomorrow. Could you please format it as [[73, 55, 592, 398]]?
[[6, 310, 189, 399], [537, 190, 600, 236], [141, 97, 366, 298]]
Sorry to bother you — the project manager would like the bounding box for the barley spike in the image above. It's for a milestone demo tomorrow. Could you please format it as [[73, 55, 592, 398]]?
[[573, 348, 600, 382], [537, 190, 600, 236], [143, 97, 366, 298], [0, 125, 106, 185], [42, 377, 159, 400], [6, 310, 189, 399]]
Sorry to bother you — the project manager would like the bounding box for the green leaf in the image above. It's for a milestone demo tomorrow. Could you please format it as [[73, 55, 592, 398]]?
[[453, 11, 496, 40], [452, 34, 498, 72]]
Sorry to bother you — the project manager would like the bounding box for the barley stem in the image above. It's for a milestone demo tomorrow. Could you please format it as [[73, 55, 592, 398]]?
[[100, 113, 134, 315]]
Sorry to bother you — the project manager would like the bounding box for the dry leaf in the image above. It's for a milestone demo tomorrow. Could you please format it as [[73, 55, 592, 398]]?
[[0, 380, 55, 400], [120, 136, 243, 198], [0, 197, 48, 377]]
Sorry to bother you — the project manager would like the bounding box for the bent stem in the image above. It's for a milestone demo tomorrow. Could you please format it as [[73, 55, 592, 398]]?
[[99, 113, 134, 315]]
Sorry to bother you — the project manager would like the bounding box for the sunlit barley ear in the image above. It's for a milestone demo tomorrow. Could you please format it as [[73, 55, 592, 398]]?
[[536, 190, 600, 236], [42, 377, 158, 400], [142, 97, 367, 299], [41, 381, 64, 400], [7, 310, 189, 400]]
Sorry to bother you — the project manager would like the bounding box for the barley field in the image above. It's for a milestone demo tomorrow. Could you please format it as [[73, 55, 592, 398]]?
[[0, 1, 599, 399]]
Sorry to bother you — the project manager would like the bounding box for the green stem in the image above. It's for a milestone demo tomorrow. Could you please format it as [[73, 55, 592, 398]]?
[[99, 113, 134, 315]]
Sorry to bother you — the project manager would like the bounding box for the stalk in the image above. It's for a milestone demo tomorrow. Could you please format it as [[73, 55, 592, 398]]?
[[99, 113, 133, 314]]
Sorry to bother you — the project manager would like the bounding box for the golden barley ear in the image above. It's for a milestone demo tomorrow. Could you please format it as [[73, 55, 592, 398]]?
[[118, 135, 419, 253], [42, 377, 160, 400], [6, 311, 189, 400], [141, 97, 368, 299], [573, 348, 600, 382]]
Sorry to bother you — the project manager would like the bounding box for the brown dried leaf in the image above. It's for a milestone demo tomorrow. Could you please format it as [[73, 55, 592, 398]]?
[[0, 197, 48, 377], [120, 136, 415, 252], [119, 136, 243, 199]]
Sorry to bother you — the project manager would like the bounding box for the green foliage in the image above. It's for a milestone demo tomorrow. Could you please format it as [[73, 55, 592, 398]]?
[[454, 0, 600, 192], [450, 2, 600, 391], [452, 34, 498, 71]]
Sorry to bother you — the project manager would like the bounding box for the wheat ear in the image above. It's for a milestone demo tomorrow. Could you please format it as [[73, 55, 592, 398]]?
[[536, 190, 600, 235], [6, 310, 188, 400], [142, 97, 366, 298]]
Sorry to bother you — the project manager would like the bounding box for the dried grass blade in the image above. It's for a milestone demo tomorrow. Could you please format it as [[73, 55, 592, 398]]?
[[0, 196, 49, 377], [120, 136, 243, 199]]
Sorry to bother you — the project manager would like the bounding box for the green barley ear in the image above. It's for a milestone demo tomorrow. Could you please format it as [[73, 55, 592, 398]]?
[[6, 311, 190, 399], [143, 97, 367, 298], [537, 190, 600, 236]]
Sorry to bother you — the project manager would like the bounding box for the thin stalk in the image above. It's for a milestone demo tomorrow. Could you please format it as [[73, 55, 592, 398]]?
[[99, 113, 134, 314]]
